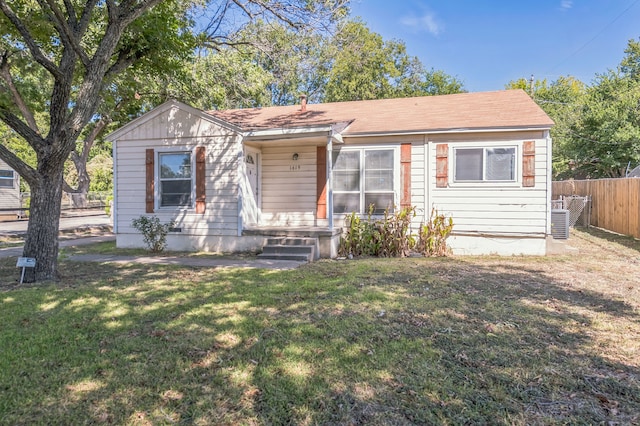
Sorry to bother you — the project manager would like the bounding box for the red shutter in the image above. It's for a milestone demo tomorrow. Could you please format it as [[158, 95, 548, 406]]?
[[195, 146, 206, 214], [317, 146, 327, 219], [145, 149, 154, 213], [401, 143, 412, 208], [522, 141, 535, 188], [435, 144, 448, 188]]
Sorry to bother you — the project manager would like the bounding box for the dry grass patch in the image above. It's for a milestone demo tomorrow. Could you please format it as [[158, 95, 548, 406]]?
[[0, 228, 638, 424]]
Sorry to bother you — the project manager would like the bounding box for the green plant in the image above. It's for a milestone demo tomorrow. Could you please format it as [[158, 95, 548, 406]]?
[[104, 195, 113, 216], [416, 207, 454, 257], [338, 205, 417, 258], [131, 215, 175, 252]]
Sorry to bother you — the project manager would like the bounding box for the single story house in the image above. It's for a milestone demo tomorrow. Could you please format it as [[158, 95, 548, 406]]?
[[108, 89, 554, 257], [0, 158, 21, 221]]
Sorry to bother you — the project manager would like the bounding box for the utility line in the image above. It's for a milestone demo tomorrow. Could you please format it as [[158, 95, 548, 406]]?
[[546, 0, 640, 74]]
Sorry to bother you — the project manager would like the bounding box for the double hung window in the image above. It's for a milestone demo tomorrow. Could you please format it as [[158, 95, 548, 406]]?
[[454, 147, 516, 182], [0, 170, 14, 188], [159, 152, 192, 207], [332, 148, 395, 214]]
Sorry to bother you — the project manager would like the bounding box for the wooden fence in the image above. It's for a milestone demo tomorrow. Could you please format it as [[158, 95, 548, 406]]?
[[552, 178, 640, 239]]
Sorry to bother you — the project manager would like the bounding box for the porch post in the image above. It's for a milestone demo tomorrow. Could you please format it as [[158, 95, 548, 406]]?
[[327, 135, 334, 229]]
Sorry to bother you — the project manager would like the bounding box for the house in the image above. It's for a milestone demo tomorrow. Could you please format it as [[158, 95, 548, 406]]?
[[108, 89, 554, 258], [0, 158, 21, 221]]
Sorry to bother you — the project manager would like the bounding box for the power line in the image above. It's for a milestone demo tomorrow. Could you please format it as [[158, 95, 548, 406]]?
[[546, 0, 640, 75]]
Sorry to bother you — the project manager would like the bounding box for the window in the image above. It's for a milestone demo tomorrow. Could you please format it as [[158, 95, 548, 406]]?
[[454, 147, 516, 182], [332, 148, 395, 214], [159, 152, 192, 207], [0, 170, 14, 188]]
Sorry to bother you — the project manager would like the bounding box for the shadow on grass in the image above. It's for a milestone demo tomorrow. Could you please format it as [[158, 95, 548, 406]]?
[[577, 226, 640, 254], [0, 254, 638, 425]]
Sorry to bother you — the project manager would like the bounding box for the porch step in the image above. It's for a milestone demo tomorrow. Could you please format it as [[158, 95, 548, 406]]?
[[257, 237, 318, 262]]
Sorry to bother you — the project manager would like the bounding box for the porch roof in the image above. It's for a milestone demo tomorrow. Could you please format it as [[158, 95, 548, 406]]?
[[207, 89, 554, 136]]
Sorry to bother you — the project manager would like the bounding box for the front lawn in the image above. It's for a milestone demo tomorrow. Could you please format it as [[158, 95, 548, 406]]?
[[0, 229, 638, 425]]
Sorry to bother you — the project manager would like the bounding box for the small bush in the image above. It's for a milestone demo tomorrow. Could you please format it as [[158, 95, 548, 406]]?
[[338, 205, 417, 258], [416, 208, 454, 257], [131, 216, 175, 253]]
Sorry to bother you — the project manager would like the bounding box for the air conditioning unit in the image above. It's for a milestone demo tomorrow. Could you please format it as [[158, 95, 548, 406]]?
[[551, 209, 570, 239]]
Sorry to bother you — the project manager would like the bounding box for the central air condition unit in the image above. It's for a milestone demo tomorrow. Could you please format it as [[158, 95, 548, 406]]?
[[551, 209, 570, 239]]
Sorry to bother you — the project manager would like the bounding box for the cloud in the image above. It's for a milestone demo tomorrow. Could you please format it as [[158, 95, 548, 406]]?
[[560, 0, 573, 10], [400, 12, 443, 36]]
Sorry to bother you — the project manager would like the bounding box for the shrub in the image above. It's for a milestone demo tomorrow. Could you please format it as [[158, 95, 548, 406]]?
[[338, 205, 417, 258], [416, 208, 454, 257], [131, 216, 175, 253]]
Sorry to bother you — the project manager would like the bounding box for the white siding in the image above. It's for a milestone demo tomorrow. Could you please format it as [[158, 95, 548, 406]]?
[[426, 135, 550, 255], [114, 105, 243, 249], [0, 158, 20, 211]]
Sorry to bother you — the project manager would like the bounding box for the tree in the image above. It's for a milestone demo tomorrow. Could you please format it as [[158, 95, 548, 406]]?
[[565, 40, 640, 178], [0, 0, 346, 282], [506, 76, 586, 178], [324, 20, 464, 102]]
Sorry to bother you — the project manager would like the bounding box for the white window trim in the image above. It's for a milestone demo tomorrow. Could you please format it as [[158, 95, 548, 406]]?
[[332, 145, 400, 217], [450, 142, 520, 188], [0, 169, 15, 189], [156, 149, 195, 211]]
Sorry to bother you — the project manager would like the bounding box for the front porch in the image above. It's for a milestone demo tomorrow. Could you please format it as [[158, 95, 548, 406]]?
[[243, 226, 342, 259]]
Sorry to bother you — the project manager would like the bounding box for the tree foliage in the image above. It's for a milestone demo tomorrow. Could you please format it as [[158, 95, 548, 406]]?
[[0, 0, 347, 281]]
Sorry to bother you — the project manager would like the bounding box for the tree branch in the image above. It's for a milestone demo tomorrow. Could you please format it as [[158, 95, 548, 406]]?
[[0, 52, 40, 134], [0, 1, 63, 80], [0, 143, 37, 185], [0, 108, 45, 152], [40, 0, 91, 68]]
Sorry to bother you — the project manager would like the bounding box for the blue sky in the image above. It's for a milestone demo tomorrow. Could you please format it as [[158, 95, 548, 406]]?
[[349, 0, 640, 92]]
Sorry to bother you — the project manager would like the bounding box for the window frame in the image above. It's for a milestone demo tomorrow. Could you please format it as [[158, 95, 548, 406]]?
[[0, 169, 15, 189], [156, 150, 195, 210], [452, 144, 518, 185], [332, 145, 399, 216]]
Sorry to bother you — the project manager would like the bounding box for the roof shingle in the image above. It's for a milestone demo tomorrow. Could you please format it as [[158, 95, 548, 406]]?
[[207, 89, 554, 135]]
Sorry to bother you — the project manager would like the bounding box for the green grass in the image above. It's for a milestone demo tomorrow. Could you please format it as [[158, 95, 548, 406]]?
[[0, 229, 639, 425]]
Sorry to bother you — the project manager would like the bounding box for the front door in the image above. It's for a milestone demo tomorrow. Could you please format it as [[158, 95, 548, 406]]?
[[245, 148, 260, 224]]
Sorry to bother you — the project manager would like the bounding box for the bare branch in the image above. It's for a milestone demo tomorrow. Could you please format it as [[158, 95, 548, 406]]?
[[40, 0, 90, 68], [0, 52, 40, 134], [0, 1, 63, 80]]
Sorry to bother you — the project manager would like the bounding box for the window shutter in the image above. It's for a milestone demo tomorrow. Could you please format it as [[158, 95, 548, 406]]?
[[436, 144, 448, 188], [316, 146, 327, 219], [401, 143, 412, 208], [522, 141, 535, 187], [145, 149, 154, 213], [195, 146, 206, 214]]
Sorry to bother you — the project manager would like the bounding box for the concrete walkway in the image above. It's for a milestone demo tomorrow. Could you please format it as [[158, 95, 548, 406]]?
[[1, 234, 304, 270]]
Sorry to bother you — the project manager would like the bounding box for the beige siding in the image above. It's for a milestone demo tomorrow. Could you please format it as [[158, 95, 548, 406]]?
[[428, 136, 550, 237], [260, 145, 318, 226], [114, 105, 242, 238], [0, 158, 20, 211]]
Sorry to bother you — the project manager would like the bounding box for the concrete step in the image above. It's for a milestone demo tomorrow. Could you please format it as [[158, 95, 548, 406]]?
[[266, 237, 317, 246], [258, 237, 319, 262]]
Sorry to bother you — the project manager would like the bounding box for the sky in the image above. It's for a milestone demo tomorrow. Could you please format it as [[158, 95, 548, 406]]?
[[349, 0, 640, 92]]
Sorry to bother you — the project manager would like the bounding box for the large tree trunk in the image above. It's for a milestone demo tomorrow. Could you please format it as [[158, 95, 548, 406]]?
[[22, 168, 64, 282]]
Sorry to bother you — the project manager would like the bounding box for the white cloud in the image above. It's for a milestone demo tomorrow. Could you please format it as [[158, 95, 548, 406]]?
[[400, 12, 443, 36], [560, 1, 573, 10]]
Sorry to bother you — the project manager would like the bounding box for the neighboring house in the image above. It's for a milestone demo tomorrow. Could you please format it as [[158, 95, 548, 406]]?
[[108, 89, 554, 257], [0, 158, 21, 221]]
